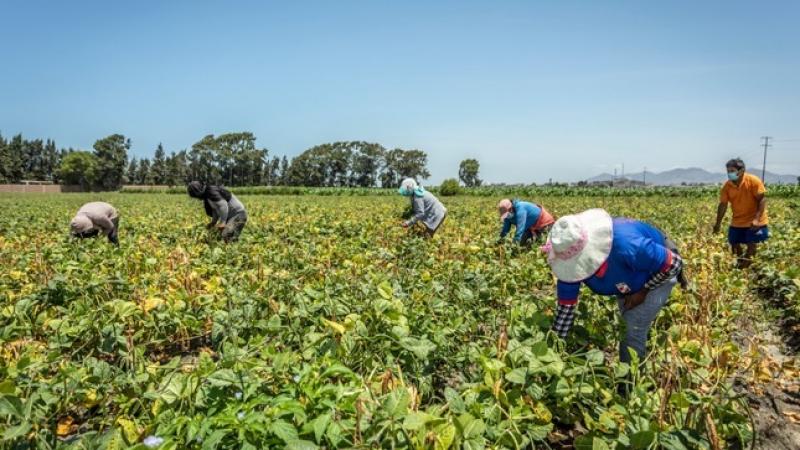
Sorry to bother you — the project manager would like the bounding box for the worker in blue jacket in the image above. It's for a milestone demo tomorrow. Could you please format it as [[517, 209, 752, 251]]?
[[497, 198, 555, 246], [540, 209, 684, 364]]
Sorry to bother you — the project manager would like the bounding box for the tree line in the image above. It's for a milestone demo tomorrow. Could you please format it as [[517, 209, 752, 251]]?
[[0, 131, 468, 190]]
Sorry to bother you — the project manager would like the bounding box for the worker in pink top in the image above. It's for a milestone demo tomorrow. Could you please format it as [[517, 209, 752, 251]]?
[[70, 201, 120, 246]]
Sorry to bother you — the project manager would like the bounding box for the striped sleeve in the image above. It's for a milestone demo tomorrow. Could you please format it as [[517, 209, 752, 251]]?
[[643, 249, 683, 290]]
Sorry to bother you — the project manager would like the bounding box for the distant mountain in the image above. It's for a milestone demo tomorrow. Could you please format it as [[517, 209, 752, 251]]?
[[586, 167, 798, 186]]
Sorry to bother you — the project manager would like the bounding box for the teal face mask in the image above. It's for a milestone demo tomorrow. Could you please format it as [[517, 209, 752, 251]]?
[[727, 171, 740, 181]]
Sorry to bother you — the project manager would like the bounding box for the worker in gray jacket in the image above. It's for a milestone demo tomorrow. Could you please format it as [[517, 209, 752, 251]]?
[[398, 178, 447, 237], [70, 201, 120, 246], [187, 181, 247, 242]]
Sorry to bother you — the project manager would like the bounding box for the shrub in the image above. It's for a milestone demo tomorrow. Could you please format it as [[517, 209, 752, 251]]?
[[439, 178, 461, 196]]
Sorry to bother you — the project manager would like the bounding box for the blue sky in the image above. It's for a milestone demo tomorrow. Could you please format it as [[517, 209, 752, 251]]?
[[1, 0, 798, 183]]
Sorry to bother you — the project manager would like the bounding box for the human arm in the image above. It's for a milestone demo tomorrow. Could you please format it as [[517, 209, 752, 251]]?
[[403, 196, 425, 227], [499, 218, 512, 240], [623, 240, 683, 309], [208, 199, 229, 226], [512, 208, 530, 243], [752, 193, 766, 229], [552, 281, 581, 338], [713, 202, 727, 233], [88, 214, 115, 237]]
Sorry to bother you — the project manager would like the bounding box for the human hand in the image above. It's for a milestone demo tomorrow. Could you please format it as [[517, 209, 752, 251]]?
[[622, 289, 648, 310]]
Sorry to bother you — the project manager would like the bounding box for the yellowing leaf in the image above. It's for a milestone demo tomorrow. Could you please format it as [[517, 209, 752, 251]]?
[[143, 297, 164, 312], [322, 318, 346, 334], [57, 416, 74, 436]]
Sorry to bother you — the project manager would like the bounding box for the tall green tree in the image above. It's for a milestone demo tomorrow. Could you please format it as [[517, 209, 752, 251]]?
[[166, 150, 189, 186], [458, 158, 482, 187], [93, 134, 130, 190], [380, 148, 430, 188], [0, 132, 8, 182], [126, 158, 139, 184], [57, 151, 97, 190], [350, 142, 385, 187], [5, 134, 25, 183], [279, 156, 289, 185], [137, 158, 153, 185], [151, 143, 168, 185], [43, 139, 59, 181], [188, 135, 220, 183]]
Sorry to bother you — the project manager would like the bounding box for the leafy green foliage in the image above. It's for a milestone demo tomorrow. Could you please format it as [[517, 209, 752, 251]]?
[[439, 179, 461, 196], [1, 193, 788, 448]]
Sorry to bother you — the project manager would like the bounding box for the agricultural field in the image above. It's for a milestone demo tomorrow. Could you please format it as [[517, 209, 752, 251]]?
[[1, 192, 798, 449]]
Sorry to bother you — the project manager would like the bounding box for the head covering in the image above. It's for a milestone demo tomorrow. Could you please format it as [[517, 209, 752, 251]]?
[[187, 181, 205, 198], [541, 209, 613, 282], [398, 178, 425, 197], [497, 199, 513, 222], [70, 214, 93, 235]]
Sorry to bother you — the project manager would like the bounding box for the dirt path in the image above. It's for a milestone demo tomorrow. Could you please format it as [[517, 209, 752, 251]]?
[[733, 308, 800, 449]]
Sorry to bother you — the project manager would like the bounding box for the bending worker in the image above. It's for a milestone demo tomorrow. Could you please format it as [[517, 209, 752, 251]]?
[[497, 198, 555, 246], [541, 209, 683, 365], [70, 201, 120, 246], [398, 178, 447, 238], [187, 181, 248, 242]]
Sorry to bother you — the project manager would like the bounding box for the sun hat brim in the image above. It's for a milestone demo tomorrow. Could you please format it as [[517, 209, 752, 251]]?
[[546, 209, 613, 283]]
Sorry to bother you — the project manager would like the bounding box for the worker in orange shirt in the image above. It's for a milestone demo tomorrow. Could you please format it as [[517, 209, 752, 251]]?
[[713, 158, 769, 268]]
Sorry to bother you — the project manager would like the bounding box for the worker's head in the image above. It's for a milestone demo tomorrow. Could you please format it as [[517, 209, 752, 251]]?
[[725, 158, 745, 182], [497, 199, 514, 222], [70, 214, 93, 236], [398, 178, 422, 197], [541, 209, 613, 282], [187, 181, 205, 199]]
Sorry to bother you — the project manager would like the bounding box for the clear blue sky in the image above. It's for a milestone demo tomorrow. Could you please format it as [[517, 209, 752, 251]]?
[[1, 0, 798, 183]]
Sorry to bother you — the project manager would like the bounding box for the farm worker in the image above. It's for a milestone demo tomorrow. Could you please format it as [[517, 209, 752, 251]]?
[[712, 158, 768, 268], [70, 201, 120, 246], [541, 209, 683, 364], [398, 178, 447, 238], [187, 181, 248, 242], [497, 198, 556, 246]]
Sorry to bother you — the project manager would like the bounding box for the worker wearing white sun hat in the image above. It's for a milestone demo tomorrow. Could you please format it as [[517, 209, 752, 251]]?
[[541, 209, 684, 364]]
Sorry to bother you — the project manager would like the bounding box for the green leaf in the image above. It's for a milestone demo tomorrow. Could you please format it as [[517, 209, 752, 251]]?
[[0, 380, 15, 395], [310, 413, 331, 442], [403, 411, 432, 431], [400, 336, 436, 360], [434, 423, 456, 450], [630, 430, 656, 449], [271, 419, 299, 443], [377, 281, 393, 299], [285, 440, 319, 450], [206, 369, 238, 387], [505, 367, 528, 385], [574, 434, 611, 450], [202, 430, 228, 450], [0, 396, 23, 418], [444, 387, 465, 414], [2, 422, 30, 441], [457, 413, 485, 439], [383, 389, 410, 417]]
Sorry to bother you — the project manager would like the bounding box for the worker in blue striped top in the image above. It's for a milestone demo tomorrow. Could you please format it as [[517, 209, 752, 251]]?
[[540, 209, 683, 364]]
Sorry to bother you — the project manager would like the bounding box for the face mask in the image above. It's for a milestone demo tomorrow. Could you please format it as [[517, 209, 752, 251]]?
[[727, 171, 740, 181], [506, 213, 515, 221]]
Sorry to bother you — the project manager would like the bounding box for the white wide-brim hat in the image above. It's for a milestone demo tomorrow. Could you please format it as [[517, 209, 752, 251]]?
[[542, 208, 613, 282]]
